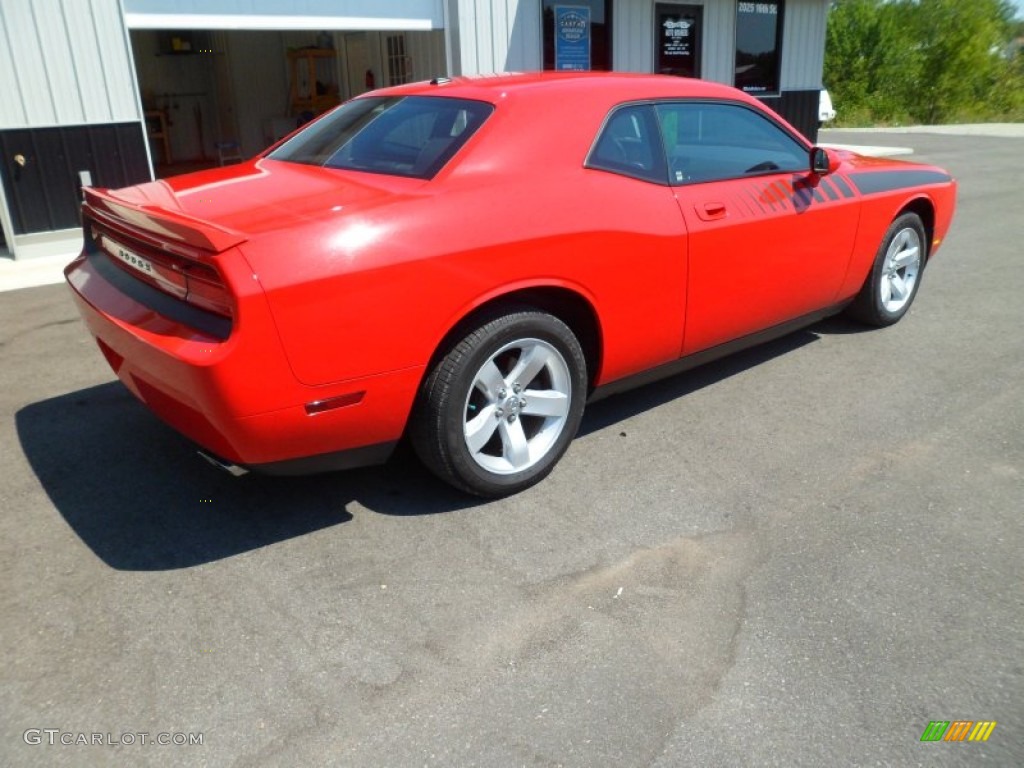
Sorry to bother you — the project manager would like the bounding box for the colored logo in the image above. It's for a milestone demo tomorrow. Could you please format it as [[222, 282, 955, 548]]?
[[920, 721, 997, 742]]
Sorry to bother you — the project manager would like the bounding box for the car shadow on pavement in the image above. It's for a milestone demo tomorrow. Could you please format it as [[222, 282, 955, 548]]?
[[16, 320, 846, 571], [15, 382, 480, 571], [809, 314, 877, 336], [580, 326, 823, 435]]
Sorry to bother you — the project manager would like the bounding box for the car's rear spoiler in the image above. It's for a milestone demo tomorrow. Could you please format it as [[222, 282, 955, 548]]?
[[83, 187, 247, 254]]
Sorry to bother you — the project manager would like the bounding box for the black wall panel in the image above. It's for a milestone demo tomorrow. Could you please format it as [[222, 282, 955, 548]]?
[[761, 89, 821, 144], [0, 122, 151, 236]]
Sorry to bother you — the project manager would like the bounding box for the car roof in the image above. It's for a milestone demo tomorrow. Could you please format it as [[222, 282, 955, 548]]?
[[372, 71, 761, 108]]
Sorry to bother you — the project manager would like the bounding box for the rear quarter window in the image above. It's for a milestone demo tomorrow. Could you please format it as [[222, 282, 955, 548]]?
[[586, 104, 667, 184]]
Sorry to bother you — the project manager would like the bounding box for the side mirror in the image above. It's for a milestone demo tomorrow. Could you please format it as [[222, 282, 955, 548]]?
[[811, 146, 838, 175]]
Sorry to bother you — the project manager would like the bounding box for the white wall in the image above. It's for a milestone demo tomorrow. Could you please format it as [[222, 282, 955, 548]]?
[[451, 0, 738, 81], [0, 0, 142, 129], [452, 0, 826, 93], [702, 0, 740, 83], [617, 0, 827, 89], [447, 0, 541, 74], [408, 30, 448, 81], [617, 1, 752, 84], [779, 0, 828, 90]]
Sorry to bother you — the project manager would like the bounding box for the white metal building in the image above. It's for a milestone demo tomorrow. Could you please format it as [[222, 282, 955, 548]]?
[[0, 0, 828, 260]]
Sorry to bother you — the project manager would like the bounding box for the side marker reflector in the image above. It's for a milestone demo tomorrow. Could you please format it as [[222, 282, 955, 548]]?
[[305, 391, 365, 415]]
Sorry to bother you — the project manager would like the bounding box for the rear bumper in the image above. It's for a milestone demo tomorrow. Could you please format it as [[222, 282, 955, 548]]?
[[65, 252, 422, 470], [201, 441, 398, 476]]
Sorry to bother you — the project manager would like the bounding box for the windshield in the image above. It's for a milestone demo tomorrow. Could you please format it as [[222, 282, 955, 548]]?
[[268, 96, 494, 180]]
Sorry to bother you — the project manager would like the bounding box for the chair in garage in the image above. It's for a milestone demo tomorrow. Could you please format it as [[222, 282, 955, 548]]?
[[214, 140, 243, 165]]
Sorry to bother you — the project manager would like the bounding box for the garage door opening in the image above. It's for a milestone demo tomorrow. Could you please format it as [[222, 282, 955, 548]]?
[[128, 29, 445, 179]]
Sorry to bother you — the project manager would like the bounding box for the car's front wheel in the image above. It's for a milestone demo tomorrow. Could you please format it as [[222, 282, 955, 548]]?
[[847, 212, 927, 326], [411, 308, 587, 497]]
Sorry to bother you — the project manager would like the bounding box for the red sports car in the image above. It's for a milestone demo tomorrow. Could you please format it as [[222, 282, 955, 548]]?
[[66, 73, 956, 496]]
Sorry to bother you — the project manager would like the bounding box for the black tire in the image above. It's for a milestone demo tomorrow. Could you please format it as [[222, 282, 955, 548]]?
[[847, 212, 927, 327], [411, 308, 587, 497]]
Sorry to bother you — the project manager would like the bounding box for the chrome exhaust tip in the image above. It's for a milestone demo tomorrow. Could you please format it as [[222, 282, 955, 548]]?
[[197, 450, 249, 477]]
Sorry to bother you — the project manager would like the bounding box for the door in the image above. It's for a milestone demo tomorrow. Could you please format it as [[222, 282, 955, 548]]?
[[211, 32, 239, 149], [0, 125, 150, 236], [345, 33, 371, 97], [655, 4, 702, 78], [653, 101, 860, 355]]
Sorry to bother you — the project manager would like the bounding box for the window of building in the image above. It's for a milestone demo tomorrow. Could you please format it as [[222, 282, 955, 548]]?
[[656, 4, 703, 78], [542, 1, 613, 71], [586, 105, 666, 183], [734, 1, 784, 94], [655, 102, 806, 184], [386, 34, 410, 86]]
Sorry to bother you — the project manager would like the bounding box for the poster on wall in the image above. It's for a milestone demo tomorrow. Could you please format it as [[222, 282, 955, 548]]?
[[554, 5, 591, 71], [655, 4, 702, 78], [661, 18, 693, 59]]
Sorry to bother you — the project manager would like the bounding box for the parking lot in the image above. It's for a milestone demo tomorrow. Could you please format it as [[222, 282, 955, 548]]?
[[1, 130, 1021, 767]]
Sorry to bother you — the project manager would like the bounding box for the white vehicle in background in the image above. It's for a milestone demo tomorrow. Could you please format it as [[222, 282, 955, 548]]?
[[819, 88, 837, 124]]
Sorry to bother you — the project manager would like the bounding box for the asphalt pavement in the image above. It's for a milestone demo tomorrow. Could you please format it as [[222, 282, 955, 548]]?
[[1, 129, 1021, 767]]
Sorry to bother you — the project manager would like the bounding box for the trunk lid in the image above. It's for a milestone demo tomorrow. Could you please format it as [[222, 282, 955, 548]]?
[[87, 158, 420, 250]]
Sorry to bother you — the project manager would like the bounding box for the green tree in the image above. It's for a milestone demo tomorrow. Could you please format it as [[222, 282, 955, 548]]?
[[825, 0, 1024, 124], [912, 0, 1017, 122], [825, 0, 921, 123]]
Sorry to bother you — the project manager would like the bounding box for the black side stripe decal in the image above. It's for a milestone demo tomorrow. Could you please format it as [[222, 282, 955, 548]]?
[[745, 190, 761, 216], [765, 182, 786, 210], [820, 178, 839, 201], [792, 182, 814, 209], [832, 174, 855, 198], [745, 188, 765, 213], [735, 190, 756, 217], [849, 170, 953, 195], [759, 185, 779, 212]]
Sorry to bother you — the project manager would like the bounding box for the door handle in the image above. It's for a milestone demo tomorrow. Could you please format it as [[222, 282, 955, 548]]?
[[696, 202, 727, 221]]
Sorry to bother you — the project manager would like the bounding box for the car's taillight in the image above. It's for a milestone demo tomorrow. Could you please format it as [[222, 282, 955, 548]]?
[[184, 263, 233, 318], [91, 223, 234, 320]]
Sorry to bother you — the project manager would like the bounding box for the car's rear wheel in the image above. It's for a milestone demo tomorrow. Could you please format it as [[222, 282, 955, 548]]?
[[411, 308, 587, 497], [847, 212, 927, 326]]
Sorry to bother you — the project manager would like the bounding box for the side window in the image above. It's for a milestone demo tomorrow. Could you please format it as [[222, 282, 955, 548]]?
[[586, 105, 667, 184], [655, 102, 808, 185]]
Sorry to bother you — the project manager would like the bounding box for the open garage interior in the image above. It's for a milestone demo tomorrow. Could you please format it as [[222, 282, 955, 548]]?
[[130, 28, 446, 178]]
